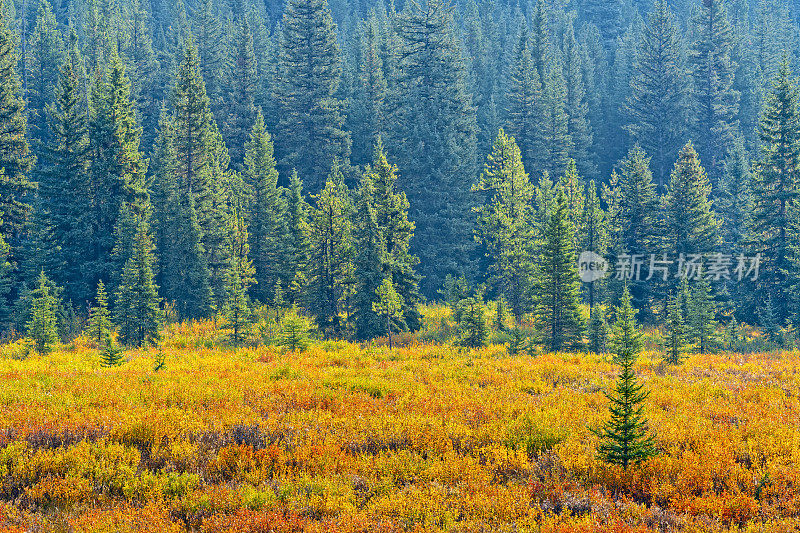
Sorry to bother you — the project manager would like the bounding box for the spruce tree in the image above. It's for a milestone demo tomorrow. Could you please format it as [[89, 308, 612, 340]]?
[[561, 24, 596, 179], [718, 137, 752, 251], [625, 0, 689, 188], [39, 43, 91, 303], [86, 280, 113, 346], [580, 180, 608, 314], [533, 190, 585, 352], [284, 170, 310, 306], [594, 287, 658, 469], [306, 165, 354, 337], [27, 271, 59, 355], [507, 25, 543, 169], [114, 200, 162, 347], [100, 335, 124, 367], [661, 142, 721, 257], [243, 111, 286, 305], [689, 0, 739, 179], [367, 140, 422, 331], [389, 0, 478, 296], [352, 174, 386, 340], [0, 13, 35, 252], [223, 15, 258, 169], [688, 278, 717, 354], [457, 296, 489, 349], [27, 0, 63, 146], [473, 129, 535, 323], [749, 58, 800, 323], [537, 56, 572, 179], [664, 291, 687, 365], [279, 308, 311, 353], [222, 212, 255, 348], [193, 0, 225, 115], [273, 0, 350, 191], [373, 277, 403, 349]]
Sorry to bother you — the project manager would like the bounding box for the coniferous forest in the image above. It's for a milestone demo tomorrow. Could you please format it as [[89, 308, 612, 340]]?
[[2, 0, 800, 344]]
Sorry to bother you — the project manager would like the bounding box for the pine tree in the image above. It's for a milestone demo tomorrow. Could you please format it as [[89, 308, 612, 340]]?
[[661, 142, 721, 257], [533, 190, 585, 352], [594, 287, 658, 469], [749, 58, 800, 323], [279, 308, 311, 353], [373, 277, 403, 349], [114, 200, 162, 347], [243, 111, 286, 305], [27, 271, 59, 355], [625, 0, 689, 188], [306, 165, 354, 337], [273, 0, 350, 191], [473, 129, 535, 323], [664, 291, 687, 365], [222, 212, 255, 348], [0, 13, 35, 253], [689, 0, 740, 180], [457, 296, 489, 349], [389, 0, 478, 296], [86, 280, 112, 346], [688, 278, 717, 354]]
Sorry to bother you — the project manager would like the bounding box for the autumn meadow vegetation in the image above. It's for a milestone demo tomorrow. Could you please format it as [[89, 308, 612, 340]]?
[[0, 301, 796, 533]]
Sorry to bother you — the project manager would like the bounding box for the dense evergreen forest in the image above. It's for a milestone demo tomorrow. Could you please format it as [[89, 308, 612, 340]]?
[[1, 0, 800, 346]]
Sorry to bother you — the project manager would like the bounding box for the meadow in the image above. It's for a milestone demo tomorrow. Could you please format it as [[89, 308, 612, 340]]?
[[0, 317, 798, 532]]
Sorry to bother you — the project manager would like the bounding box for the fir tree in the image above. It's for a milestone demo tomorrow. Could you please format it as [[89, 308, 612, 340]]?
[[373, 277, 403, 349], [533, 190, 584, 352], [625, 0, 689, 188], [27, 271, 59, 355], [223, 15, 258, 169], [27, 0, 63, 146], [473, 129, 535, 323], [594, 287, 658, 469], [457, 296, 489, 349], [222, 212, 256, 348], [580, 180, 608, 314], [86, 280, 112, 346], [273, 0, 350, 191], [507, 25, 542, 169], [689, 0, 740, 179], [718, 137, 752, 251], [284, 170, 310, 306], [561, 24, 596, 179]]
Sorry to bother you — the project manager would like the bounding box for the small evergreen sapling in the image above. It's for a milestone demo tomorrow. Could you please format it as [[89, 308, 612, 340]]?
[[663, 292, 687, 365], [86, 280, 113, 346], [457, 297, 489, 349], [101, 335, 124, 367], [594, 287, 658, 468], [279, 309, 311, 353], [373, 278, 404, 350], [27, 271, 59, 355]]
